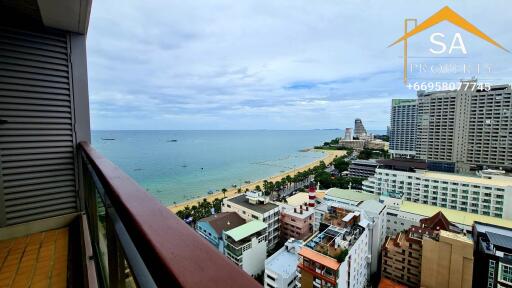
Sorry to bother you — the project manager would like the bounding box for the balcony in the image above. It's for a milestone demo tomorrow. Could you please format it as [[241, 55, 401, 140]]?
[[0, 1, 262, 287], [0, 142, 260, 287]]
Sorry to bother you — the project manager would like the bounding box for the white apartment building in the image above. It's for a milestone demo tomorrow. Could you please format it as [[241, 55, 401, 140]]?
[[223, 191, 280, 248], [363, 168, 512, 219], [316, 188, 386, 275], [264, 239, 302, 288], [223, 220, 268, 277]]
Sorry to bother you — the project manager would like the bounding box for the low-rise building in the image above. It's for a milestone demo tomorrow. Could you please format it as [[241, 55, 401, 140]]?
[[363, 168, 512, 219], [223, 220, 268, 277], [195, 212, 245, 252], [347, 160, 379, 178], [381, 212, 462, 287], [223, 191, 280, 248], [472, 222, 512, 288], [264, 239, 303, 288], [280, 204, 314, 242], [421, 230, 474, 288]]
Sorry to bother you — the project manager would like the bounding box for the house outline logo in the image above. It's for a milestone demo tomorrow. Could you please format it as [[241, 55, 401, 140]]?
[[388, 6, 509, 84]]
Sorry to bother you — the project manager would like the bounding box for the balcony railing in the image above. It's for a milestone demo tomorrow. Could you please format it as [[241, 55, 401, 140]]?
[[79, 142, 261, 287]]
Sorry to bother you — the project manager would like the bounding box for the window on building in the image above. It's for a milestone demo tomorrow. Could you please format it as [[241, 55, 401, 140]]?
[[500, 263, 512, 284]]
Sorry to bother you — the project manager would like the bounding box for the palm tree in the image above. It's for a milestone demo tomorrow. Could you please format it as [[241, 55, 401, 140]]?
[[221, 188, 228, 198], [255, 185, 262, 192]]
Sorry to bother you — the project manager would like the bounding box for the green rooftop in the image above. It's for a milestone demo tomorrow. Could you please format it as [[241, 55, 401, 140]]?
[[325, 188, 379, 203], [400, 201, 512, 228], [224, 220, 267, 242]]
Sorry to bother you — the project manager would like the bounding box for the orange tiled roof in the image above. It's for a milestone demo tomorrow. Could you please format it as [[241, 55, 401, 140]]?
[[299, 247, 340, 270]]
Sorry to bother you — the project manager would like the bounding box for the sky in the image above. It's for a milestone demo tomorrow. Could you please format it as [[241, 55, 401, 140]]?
[[87, 0, 512, 130]]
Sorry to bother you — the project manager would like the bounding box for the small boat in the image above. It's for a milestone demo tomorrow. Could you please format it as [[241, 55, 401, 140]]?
[[181, 164, 187, 168], [167, 139, 178, 142], [208, 190, 214, 195], [244, 180, 251, 184], [101, 138, 115, 141], [232, 184, 237, 188]]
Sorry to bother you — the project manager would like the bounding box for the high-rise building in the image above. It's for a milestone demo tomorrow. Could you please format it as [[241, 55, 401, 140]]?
[[472, 222, 512, 288], [389, 99, 417, 158], [222, 191, 280, 248], [416, 83, 512, 172], [344, 128, 353, 140], [354, 118, 367, 138]]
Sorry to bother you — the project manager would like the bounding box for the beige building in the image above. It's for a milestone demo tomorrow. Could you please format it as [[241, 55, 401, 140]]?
[[416, 83, 512, 172], [381, 212, 463, 287], [421, 230, 473, 288]]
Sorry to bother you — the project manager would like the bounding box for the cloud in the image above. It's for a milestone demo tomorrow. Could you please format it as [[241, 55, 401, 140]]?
[[87, 0, 512, 130]]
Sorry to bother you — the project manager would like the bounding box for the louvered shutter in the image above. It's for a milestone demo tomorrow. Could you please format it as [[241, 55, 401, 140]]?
[[0, 27, 78, 226]]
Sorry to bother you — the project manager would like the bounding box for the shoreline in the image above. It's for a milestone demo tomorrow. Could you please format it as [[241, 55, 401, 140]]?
[[168, 149, 346, 213]]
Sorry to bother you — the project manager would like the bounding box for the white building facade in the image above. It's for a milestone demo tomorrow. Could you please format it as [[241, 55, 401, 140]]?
[[363, 168, 512, 219]]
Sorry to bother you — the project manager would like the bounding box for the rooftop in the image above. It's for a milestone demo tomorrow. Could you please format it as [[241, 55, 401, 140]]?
[[487, 231, 512, 250], [286, 191, 326, 206], [325, 188, 379, 204], [224, 220, 267, 242], [198, 212, 245, 235], [299, 247, 340, 270], [418, 170, 512, 187], [227, 194, 278, 214], [400, 201, 512, 228], [265, 240, 302, 277], [440, 230, 473, 244], [280, 204, 314, 219]]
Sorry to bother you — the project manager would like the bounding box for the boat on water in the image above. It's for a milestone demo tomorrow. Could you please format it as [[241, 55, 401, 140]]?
[[244, 180, 251, 184], [207, 190, 214, 195], [167, 139, 178, 142], [232, 184, 237, 188], [101, 138, 115, 141]]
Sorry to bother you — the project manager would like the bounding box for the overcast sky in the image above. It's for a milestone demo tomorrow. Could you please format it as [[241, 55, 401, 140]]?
[[87, 0, 512, 130]]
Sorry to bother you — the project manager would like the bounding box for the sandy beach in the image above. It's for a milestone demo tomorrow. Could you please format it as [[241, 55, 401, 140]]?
[[168, 149, 346, 213]]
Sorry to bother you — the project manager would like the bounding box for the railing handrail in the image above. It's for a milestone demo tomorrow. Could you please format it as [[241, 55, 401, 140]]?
[[79, 142, 261, 288]]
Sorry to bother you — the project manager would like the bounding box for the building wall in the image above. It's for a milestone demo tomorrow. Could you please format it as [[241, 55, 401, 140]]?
[[0, 28, 91, 226], [363, 169, 511, 219], [280, 211, 313, 241], [381, 235, 422, 287], [195, 221, 222, 251], [241, 236, 267, 277], [420, 232, 473, 288]]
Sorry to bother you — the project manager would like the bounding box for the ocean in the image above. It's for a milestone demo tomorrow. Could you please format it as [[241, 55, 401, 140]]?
[[91, 130, 384, 205]]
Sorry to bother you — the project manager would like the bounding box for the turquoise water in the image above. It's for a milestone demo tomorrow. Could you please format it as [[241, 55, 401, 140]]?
[[91, 130, 342, 205]]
